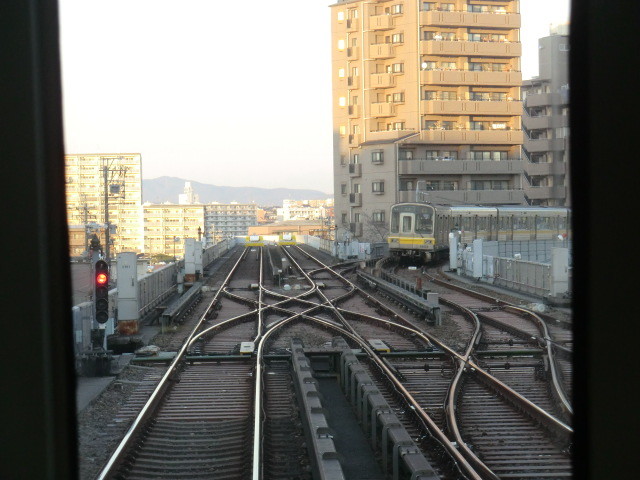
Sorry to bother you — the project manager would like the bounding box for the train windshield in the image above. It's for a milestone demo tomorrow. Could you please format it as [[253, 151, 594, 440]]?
[[391, 204, 434, 234]]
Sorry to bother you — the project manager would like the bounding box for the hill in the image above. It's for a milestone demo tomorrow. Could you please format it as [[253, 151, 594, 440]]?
[[142, 177, 331, 206]]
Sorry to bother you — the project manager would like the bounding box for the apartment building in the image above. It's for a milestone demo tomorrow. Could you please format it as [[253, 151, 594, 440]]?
[[204, 203, 258, 244], [65, 153, 143, 256], [143, 203, 205, 258], [522, 24, 570, 206], [331, 0, 524, 242]]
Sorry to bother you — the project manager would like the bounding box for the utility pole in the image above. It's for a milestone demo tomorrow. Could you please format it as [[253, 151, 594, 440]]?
[[103, 165, 110, 264]]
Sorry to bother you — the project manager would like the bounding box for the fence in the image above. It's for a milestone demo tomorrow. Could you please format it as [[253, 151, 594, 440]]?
[[72, 238, 233, 354]]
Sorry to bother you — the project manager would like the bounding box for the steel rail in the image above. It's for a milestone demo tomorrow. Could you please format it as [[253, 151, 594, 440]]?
[[296, 247, 573, 467], [95, 247, 249, 479], [285, 247, 484, 480]]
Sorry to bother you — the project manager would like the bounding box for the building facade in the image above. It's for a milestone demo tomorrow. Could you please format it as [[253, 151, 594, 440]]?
[[65, 153, 143, 257], [143, 203, 205, 258], [204, 203, 258, 244], [521, 24, 570, 206], [331, 0, 524, 242]]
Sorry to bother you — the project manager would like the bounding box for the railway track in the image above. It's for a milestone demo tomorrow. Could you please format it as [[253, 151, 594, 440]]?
[[96, 245, 572, 479]]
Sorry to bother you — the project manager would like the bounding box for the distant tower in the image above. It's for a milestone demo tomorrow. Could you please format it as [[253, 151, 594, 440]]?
[[178, 181, 200, 204]]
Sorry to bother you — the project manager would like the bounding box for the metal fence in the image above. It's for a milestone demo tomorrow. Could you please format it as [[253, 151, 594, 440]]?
[[72, 238, 233, 354]]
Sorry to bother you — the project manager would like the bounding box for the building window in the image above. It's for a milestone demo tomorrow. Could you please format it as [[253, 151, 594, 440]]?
[[391, 33, 404, 43], [337, 39, 345, 50], [338, 68, 345, 78], [441, 62, 456, 70], [337, 11, 345, 21], [341, 213, 348, 224], [339, 125, 347, 135], [353, 153, 360, 163], [422, 2, 436, 11], [340, 154, 346, 165], [421, 61, 437, 70], [559, 44, 570, 51], [391, 4, 403, 14], [372, 211, 386, 223], [354, 213, 361, 223], [352, 37, 358, 47], [341, 184, 347, 194], [372, 151, 384, 164], [392, 62, 404, 73], [441, 3, 454, 11], [423, 90, 436, 100], [349, 8, 358, 19], [353, 183, 361, 193], [399, 149, 413, 160], [470, 151, 507, 161], [440, 91, 456, 100], [339, 96, 346, 107], [392, 92, 405, 103], [372, 181, 385, 193], [352, 66, 359, 76], [442, 181, 458, 190]]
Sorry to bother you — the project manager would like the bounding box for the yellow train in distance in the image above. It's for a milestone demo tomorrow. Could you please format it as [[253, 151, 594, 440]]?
[[276, 233, 297, 246], [245, 235, 265, 247]]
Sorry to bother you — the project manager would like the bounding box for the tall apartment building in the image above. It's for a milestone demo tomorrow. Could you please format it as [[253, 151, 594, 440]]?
[[204, 203, 258, 244], [143, 203, 205, 257], [331, 0, 524, 242], [65, 153, 143, 256], [522, 24, 570, 206]]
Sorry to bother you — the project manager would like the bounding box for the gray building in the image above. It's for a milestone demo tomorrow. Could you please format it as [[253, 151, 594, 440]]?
[[522, 24, 570, 206]]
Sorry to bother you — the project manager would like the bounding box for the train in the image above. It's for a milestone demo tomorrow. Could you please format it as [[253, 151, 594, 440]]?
[[245, 235, 265, 247], [276, 233, 297, 246], [388, 203, 570, 262]]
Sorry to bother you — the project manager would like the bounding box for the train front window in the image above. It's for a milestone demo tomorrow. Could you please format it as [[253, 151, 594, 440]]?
[[415, 206, 433, 234]]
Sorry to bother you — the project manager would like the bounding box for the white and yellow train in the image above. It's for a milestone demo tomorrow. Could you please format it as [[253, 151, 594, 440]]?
[[388, 203, 570, 262], [245, 235, 265, 247], [276, 233, 297, 246]]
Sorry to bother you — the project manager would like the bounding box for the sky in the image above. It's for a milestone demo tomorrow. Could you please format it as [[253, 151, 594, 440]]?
[[59, 0, 571, 195]]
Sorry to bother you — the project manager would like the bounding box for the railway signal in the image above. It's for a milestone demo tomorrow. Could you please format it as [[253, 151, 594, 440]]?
[[94, 259, 110, 324]]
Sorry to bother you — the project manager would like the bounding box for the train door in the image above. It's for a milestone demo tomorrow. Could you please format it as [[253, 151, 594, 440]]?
[[400, 213, 414, 234], [489, 214, 497, 241]]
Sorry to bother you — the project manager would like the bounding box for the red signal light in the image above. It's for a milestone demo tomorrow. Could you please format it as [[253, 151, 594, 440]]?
[[96, 273, 108, 285]]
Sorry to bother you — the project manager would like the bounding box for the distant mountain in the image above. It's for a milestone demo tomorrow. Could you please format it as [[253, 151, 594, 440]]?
[[143, 177, 332, 206]]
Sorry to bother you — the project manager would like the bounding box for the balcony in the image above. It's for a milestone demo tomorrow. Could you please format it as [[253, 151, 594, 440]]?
[[398, 158, 523, 175], [369, 43, 394, 59], [349, 193, 362, 206], [369, 14, 394, 30], [422, 99, 522, 115], [421, 69, 522, 86], [346, 18, 359, 32], [367, 129, 417, 142], [349, 222, 363, 236], [420, 11, 520, 28], [420, 129, 523, 144], [348, 163, 362, 177], [525, 137, 565, 153], [348, 134, 361, 146], [523, 185, 567, 200], [524, 161, 566, 176], [524, 93, 564, 108], [420, 40, 521, 58], [398, 189, 526, 204], [370, 102, 395, 117], [370, 73, 395, 88], [347, 46, 360, 59]]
